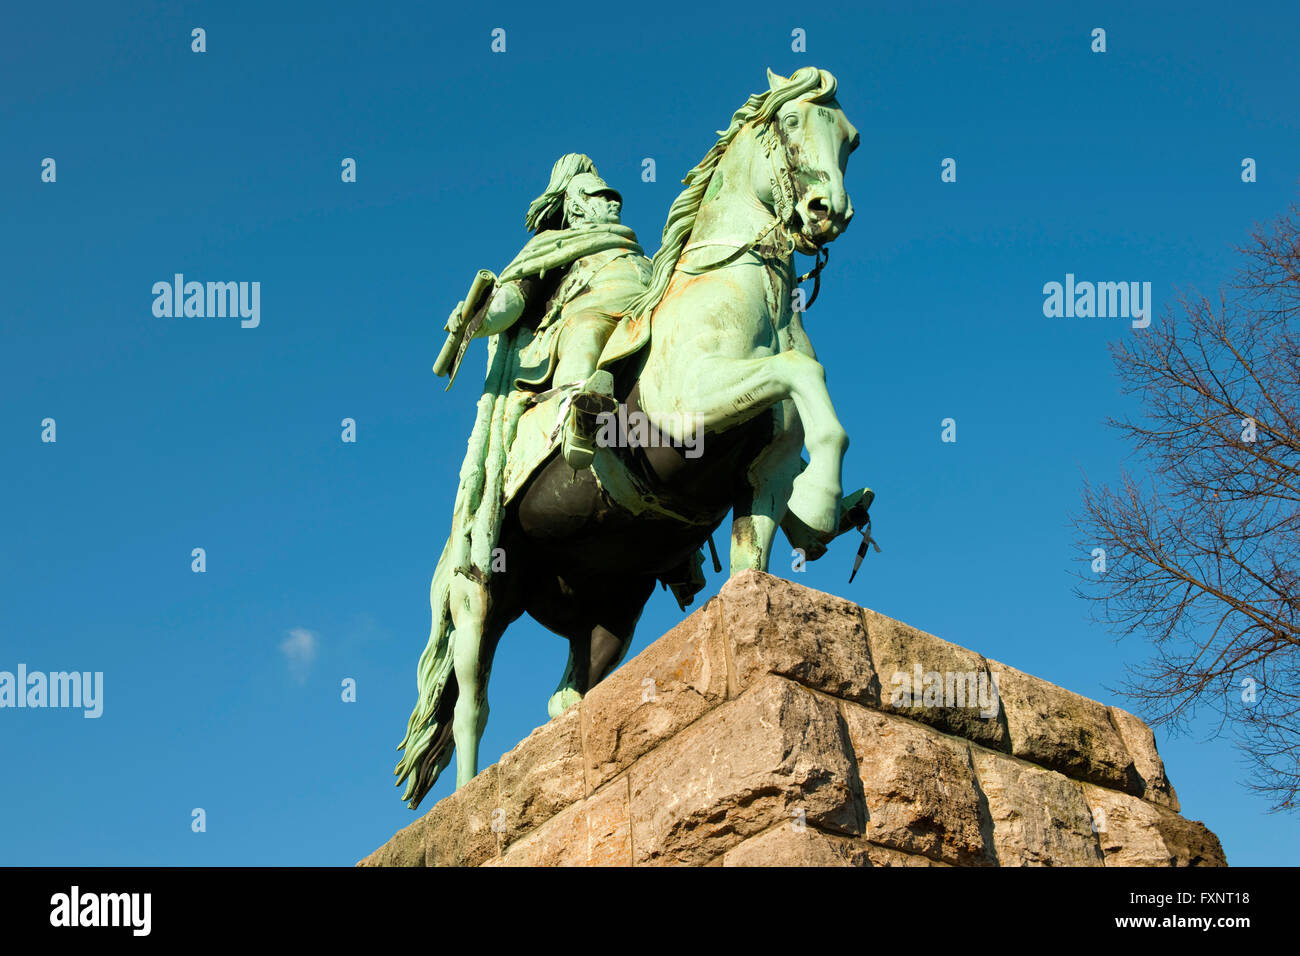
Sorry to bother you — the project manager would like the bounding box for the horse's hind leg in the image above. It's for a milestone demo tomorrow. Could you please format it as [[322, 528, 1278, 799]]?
[[548, 654, 582, 717], [542, 576, 656, 716], [732, 401, 804, 574], [549, 624, 638, 716], [450, 575, 520, 788], [585, 577, 656, 687]]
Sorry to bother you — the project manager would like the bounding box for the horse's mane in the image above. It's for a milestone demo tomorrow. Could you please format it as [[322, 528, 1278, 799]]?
[[626, 66, 840, 324]]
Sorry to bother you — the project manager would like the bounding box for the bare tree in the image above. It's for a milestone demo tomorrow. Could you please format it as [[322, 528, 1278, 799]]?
[[1076, 200, 1300, 811]]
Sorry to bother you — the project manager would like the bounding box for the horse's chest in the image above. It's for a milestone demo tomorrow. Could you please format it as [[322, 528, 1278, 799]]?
[[748, 258, 796, 351], [697, 259, 794, 352]]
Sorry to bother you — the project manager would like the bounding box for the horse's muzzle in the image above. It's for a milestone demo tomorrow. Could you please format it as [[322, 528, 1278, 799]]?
[[796, 191, 853, 247]]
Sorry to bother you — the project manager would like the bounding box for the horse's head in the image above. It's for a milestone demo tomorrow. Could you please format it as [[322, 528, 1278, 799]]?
[[758, 68, 858, 254], [625, 67, 859, 327]]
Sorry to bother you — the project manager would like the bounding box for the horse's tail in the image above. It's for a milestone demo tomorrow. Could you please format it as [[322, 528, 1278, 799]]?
[[394, 536, 459, 809], [394, 332, 523, 809]]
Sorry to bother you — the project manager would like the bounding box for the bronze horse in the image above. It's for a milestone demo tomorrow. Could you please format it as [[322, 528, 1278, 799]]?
[[397, 67, 869, 807]]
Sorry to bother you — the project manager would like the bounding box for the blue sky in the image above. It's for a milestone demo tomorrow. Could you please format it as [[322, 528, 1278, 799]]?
[[2, 0, 1296, 865]]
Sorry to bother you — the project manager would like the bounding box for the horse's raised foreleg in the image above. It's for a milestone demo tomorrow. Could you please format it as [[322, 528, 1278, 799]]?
[[653, 349, 848, 535]]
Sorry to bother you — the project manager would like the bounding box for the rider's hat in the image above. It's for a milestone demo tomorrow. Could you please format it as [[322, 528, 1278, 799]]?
[[565, 172, 622, 205]]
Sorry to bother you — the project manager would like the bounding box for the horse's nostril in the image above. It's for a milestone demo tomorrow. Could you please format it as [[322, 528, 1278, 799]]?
[[807, 198, 830, 220]]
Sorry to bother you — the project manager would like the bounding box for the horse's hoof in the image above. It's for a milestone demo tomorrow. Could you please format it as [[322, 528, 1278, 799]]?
[[788, 480, 840, 537], [782, 509, 829, 559], [547, 687, 582, 718]]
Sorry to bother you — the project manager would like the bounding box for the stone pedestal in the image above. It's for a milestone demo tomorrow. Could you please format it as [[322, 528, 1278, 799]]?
[[360, 571, 1226, 867]]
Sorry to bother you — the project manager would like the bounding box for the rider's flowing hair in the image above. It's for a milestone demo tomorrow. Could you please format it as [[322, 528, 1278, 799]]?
[[524, 153, 598, 233], [627, 66, 839, 323]]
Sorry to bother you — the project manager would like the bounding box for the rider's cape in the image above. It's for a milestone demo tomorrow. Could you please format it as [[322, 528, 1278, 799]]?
[[499, 222, 644, 285], [395, 222, 652, 808], [440, 223, 650, 388]]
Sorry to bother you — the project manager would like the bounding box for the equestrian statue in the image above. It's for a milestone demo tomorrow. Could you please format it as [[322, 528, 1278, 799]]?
[[397, 66, 875, 808]]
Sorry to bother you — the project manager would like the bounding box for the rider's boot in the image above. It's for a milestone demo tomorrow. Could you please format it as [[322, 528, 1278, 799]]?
[[562, 370, 617, 471]]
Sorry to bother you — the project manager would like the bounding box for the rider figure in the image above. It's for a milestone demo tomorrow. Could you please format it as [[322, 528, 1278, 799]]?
[[444, 153, 651, 469]]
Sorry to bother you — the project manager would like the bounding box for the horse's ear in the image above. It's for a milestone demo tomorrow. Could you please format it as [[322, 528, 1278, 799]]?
[[766, 67, 787, 90]]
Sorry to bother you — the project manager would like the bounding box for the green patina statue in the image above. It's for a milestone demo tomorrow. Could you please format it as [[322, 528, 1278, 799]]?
[[398, 67, 874, 808], [433, 153, 650, 469]]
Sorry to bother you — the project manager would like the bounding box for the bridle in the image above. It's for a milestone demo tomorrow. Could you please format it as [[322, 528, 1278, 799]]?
[[680, 116, 833, 309]]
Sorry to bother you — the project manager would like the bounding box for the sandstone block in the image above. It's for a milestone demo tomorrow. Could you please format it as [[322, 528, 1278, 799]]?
[[1107, 706, 1179, 810], [499, 777, 635, 867], [1152, 811, 1228, 867], [361, 763, 502, 867], [721, 824, 862, 866], [498, 798, 588, 867], [582, 601, 729, 793], [972, 749, 1104, 866], [864, 609, 1009, 752], [1081, 783, 1225, 866], [720, 824, 954, 867], [989, 661, 1137, 793], [629, 674, 861, 865], [719, 571, 880, 706], [858, 842, 953, 867], [586, 779, 634, 867], [840, 704, 993, 865], [424, 764, 501, 866], [1081, 784, 1173, 866], [357, 815, 432, 867], [496, 705, 585, 849]]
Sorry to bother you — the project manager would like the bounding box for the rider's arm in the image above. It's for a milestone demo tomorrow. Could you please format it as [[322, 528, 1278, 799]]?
[[472, 280, 526, 338]]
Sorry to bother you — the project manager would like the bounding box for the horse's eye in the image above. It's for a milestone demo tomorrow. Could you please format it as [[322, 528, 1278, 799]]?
[[782, 113, 799, 129]]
